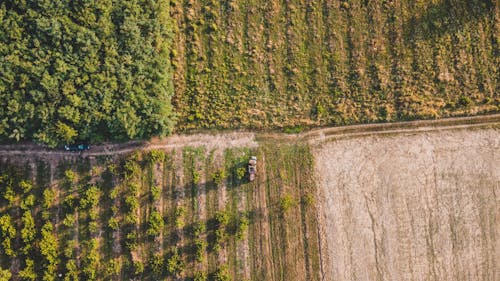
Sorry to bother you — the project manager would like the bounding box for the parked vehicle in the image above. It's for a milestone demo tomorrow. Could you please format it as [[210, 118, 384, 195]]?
[[64, 144, 90, 151], [248, 156, 257, 182]]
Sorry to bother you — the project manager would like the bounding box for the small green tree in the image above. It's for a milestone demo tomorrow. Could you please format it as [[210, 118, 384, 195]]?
[[19, 258, 36, 280], [147, 209, 164, 236], [166, 248, 184, 276], [0, 267, 11, 281], [279, 194, 297, 214], [55, 121, 78, 143], [194, 271, 208, 281], [212, 266, 231, 281]]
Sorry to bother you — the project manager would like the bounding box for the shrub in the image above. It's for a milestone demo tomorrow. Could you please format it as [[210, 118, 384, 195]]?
[[19, 258, 36, 280], [194, 239, 207, 262], [21, 194, 35, 210], [149, 254, 164, 275], [458, 95, 472, 107], [301, 193, 315, 207], [3, 186, 15, 207], [235, 215, 249, 241], [0, 268, 11, 281], [193, 170, 201, 184], [194, 271, 208, 281], [148, 150, 166, 163], [106, 258, 121, 277], [19, 180, 33, 193], [80, 185, 101, 209], [212, 266, 231, 281], [133, 260, 144, 275], [192, 221, 206, 237], [175, 206, 186, 228], [279, 194, 298, 214], [151, 185, 161, 201], [21, 211, 35, 253], [236, 167, 246, 180], [108, 217, 119, 230], [147, 209, 164, 236], [166, 248, 184, 276], [64, 170, 76, 182], [212, 169, 226, 185], [214, 210, 229, 227], [62, 214, 76, 227]]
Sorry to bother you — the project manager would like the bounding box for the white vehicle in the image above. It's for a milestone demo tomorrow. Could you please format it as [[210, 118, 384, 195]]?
[[248, 156, 257, 182]]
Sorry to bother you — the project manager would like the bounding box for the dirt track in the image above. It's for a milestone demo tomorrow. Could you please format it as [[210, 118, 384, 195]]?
[[0, 114, 499, 157]]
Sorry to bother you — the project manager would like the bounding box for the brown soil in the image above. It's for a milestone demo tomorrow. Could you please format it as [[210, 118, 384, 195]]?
[[314, 127, 499, 281]]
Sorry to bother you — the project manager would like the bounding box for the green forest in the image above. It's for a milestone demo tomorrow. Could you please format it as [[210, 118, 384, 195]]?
[[0, 0, 175, 147], [0, 0, 499, 146]]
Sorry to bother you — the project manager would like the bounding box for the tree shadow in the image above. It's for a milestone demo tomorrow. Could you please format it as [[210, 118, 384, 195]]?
[[403, 0, 495, 42]]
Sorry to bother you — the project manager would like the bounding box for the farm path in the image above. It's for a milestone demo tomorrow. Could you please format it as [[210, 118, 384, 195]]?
[[0, 114, 498, 157]]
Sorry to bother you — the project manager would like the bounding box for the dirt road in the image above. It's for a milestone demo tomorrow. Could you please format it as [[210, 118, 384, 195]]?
[[0, 114, 498, 157]]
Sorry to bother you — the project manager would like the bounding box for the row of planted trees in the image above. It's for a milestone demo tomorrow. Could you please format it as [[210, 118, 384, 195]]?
[[0, 148, 268, 280]]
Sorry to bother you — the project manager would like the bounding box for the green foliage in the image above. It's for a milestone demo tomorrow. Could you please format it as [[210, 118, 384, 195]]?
[[21, 211, 35, 253], [148, 150, 166, 163], [19, 180, 33, 193], [166, 248, 184, 276], [133, 260, 144, 275], [149, 254, 164, 276], [194, 271, 208, 281], [40, 222, 58, 280], [193, 170, 201, 185], [0, 268, 11, 281], [235, 215, 250, 241], [301, 193, 315, 207], [174, 206, 186, 228], [214, 210, 230, 227], [64, 259, 78, 281], [126, 232, 138, 251], [212, 168, 226, 186], [194, 239, 207, 262], [0, 214, 16, 256], [212, 266, 231, 281], [236, 167, 246, 180], [83, 239, 99, 280], [3, 186, 15, 206], [42, 188, 56, 215], [108, 217, 119, 230], [279, 194, 298, 214], [147, 209, 164, 236], [62, 214, 75, 227], [19, 258, 36, 281], [151, 185, 161, 201], [192, 221, 206, 237], [64, 170, 76, 182], [105, 258, 121, 277], [80, 185, 101, 209], [0, 0, 176, 146], [21, 194, 35, 210]]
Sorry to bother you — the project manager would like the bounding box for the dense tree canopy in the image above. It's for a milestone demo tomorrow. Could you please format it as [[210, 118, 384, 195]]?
[[0, 0, 175, 146]]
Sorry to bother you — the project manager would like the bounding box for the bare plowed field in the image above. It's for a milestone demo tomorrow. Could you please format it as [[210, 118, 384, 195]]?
[[315, 128, 499, 281]]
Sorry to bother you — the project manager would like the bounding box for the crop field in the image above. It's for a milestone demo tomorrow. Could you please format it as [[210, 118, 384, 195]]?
[[0, 144, 320, 281], [171, 0, 499, 131]]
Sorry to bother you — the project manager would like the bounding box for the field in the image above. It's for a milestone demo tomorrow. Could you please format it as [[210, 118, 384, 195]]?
[[315, 126, 499, 281], [171, 0, 499, 130], [0, 143, 320, 280], [0, 116, 498, 280]]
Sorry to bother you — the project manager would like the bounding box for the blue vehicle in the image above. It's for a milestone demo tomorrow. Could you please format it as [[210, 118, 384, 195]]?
[[64, 144, 90, 151]]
